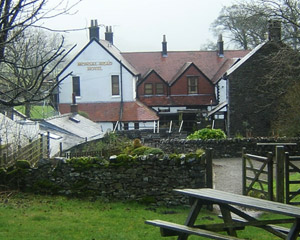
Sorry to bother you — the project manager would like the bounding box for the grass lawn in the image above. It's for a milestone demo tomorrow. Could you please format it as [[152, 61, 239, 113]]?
[[0, 193, 293, 240], [15, 105, 56, 119]]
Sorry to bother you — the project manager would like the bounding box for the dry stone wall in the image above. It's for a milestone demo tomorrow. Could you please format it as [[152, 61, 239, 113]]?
[[3, 155, 207, 206]]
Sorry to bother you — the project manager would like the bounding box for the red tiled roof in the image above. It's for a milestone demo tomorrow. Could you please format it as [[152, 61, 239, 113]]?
[[59, 101, 159, 122], [122, 50, 250, 83]]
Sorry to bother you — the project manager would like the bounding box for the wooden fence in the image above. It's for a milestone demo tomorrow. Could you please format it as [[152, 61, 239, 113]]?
[[0, 134, 49, 168], [243, 146, 300, 205], [242, 148, 274, 201], [285, 154, 300, 205]]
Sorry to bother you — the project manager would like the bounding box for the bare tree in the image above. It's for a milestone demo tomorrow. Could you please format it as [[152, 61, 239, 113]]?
[[0, 0, 81, 108], [212, 0, 300, 50], [211, 3, 269, 50]]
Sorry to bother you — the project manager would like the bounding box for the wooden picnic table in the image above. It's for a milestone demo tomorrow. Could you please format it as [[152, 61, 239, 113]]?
[[146, 188, 300, 239]]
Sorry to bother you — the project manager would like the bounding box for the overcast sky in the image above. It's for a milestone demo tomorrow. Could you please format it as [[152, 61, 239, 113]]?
[[44, 0, 234, 53]]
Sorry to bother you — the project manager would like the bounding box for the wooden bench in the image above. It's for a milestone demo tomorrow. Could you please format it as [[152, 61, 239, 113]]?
[[146, 188, 300, 239], [145, 220, 244, 240], [218, 215, 300, 236]]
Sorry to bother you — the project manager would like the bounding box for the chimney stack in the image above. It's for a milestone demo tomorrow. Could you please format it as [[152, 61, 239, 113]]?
[[105, 26, 114, 45], [217, 34, 224, 57], [268, 20, 281, 42], [89, 19, 99, 41], [70, 93, 78, 113], [162, 35, 167, 57]]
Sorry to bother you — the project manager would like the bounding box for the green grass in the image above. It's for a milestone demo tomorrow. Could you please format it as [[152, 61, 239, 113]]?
[[0, 193, 294, 240], [14, 105, 56, 119]]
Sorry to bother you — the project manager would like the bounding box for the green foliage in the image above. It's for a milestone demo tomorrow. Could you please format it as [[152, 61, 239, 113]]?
[[138, 196, 156, 205], [111, 154, 136, 166], [195, 148, 205, 156], [15, 105, 56, 119], [67, 157, 108, 170], [187, 128, 226, 140], [78, 111, 89, 119], [78, 132, 132, 158], [15, 160, 30, 169], [131, 146, 151, 156], [144, 148, 164, 156]]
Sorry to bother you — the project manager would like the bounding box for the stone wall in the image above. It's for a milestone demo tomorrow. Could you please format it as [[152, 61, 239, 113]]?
[[159, 137, 300, 158], [3, 155, 207, 206], [118, 131, 300, 158]]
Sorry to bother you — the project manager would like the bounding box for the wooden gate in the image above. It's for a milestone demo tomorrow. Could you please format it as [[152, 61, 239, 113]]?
[[285, 154, 300, 205], [242, 148, 274, 201]]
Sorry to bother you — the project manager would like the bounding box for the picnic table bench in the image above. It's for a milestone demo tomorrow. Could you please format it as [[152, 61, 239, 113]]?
[[146, 188, 300, 239]]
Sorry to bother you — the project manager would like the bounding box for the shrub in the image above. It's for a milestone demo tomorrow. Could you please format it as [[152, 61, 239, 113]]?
[[15, 160, 31, 169], [144, 148, 164, 156], [187, 128, 226, 140], [112, 154, 136, 166], [67, 157, 108, 170], [131, 146, 151, 156]]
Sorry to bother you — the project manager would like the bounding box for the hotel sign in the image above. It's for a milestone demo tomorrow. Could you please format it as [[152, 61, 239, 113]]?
[[77, 61, 112, 70]]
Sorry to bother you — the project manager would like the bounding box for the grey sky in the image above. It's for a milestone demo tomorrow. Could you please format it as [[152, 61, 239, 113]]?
[[44, 0, 234, 53]]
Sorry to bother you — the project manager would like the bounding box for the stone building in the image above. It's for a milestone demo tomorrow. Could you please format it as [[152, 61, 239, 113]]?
[[214, 20, 300, 137]]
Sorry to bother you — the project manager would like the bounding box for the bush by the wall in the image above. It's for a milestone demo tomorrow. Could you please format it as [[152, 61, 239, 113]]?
[[187, 128, 226, 140]]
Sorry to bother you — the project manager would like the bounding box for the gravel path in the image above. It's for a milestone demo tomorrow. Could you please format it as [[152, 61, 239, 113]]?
[[212, 157, 262, 217], [213, 158, 243, 194]]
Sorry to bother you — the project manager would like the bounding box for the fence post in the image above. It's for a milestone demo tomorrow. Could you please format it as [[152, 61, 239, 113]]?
[[205, 148, 213, 189], [276, 146, 285, 203], [285, 152, 290, 204], [60, 142, 63, 157], [0, 137, 2, 166], [267, 152, 274, 201], [40, 134, 43, 159], [242, 147, 246, 196], [47, 131, 50, 158]]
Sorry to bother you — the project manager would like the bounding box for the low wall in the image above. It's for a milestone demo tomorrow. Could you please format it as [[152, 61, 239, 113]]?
[[156, 138, 300, 158], [118, 131, 300, 158], [2, 155, 207, 206]]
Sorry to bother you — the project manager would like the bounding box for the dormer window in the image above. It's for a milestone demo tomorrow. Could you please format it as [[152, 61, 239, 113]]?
[[144, 83, 153, 95], [188, 76, 198, 94]]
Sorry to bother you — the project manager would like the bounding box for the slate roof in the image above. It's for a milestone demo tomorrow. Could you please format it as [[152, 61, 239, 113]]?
[[122, 50, 250, 84], [40, 113, 104, 156], [225, 41, 267, 77], [59, 101, 159, 122]]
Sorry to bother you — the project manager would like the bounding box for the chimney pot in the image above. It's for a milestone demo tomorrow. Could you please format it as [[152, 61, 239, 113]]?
[[162, 35, 167, 57], [217, 34, 224, 57], [89, 19, 100, 41], [105, 25, 114, 44], [268, 20, 281, 42]]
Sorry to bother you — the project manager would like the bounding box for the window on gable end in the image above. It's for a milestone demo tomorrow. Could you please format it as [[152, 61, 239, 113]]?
[[144, 83, 153, 95], [155, 83, 164, 95], [111, 75, 120, 96], [72, 76, 80, 96], [188, 76, 198, 94]]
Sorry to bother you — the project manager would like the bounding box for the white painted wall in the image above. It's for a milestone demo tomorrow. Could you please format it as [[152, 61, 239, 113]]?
[[58, 41, 136, 104], [216, 78, 227, 103]]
